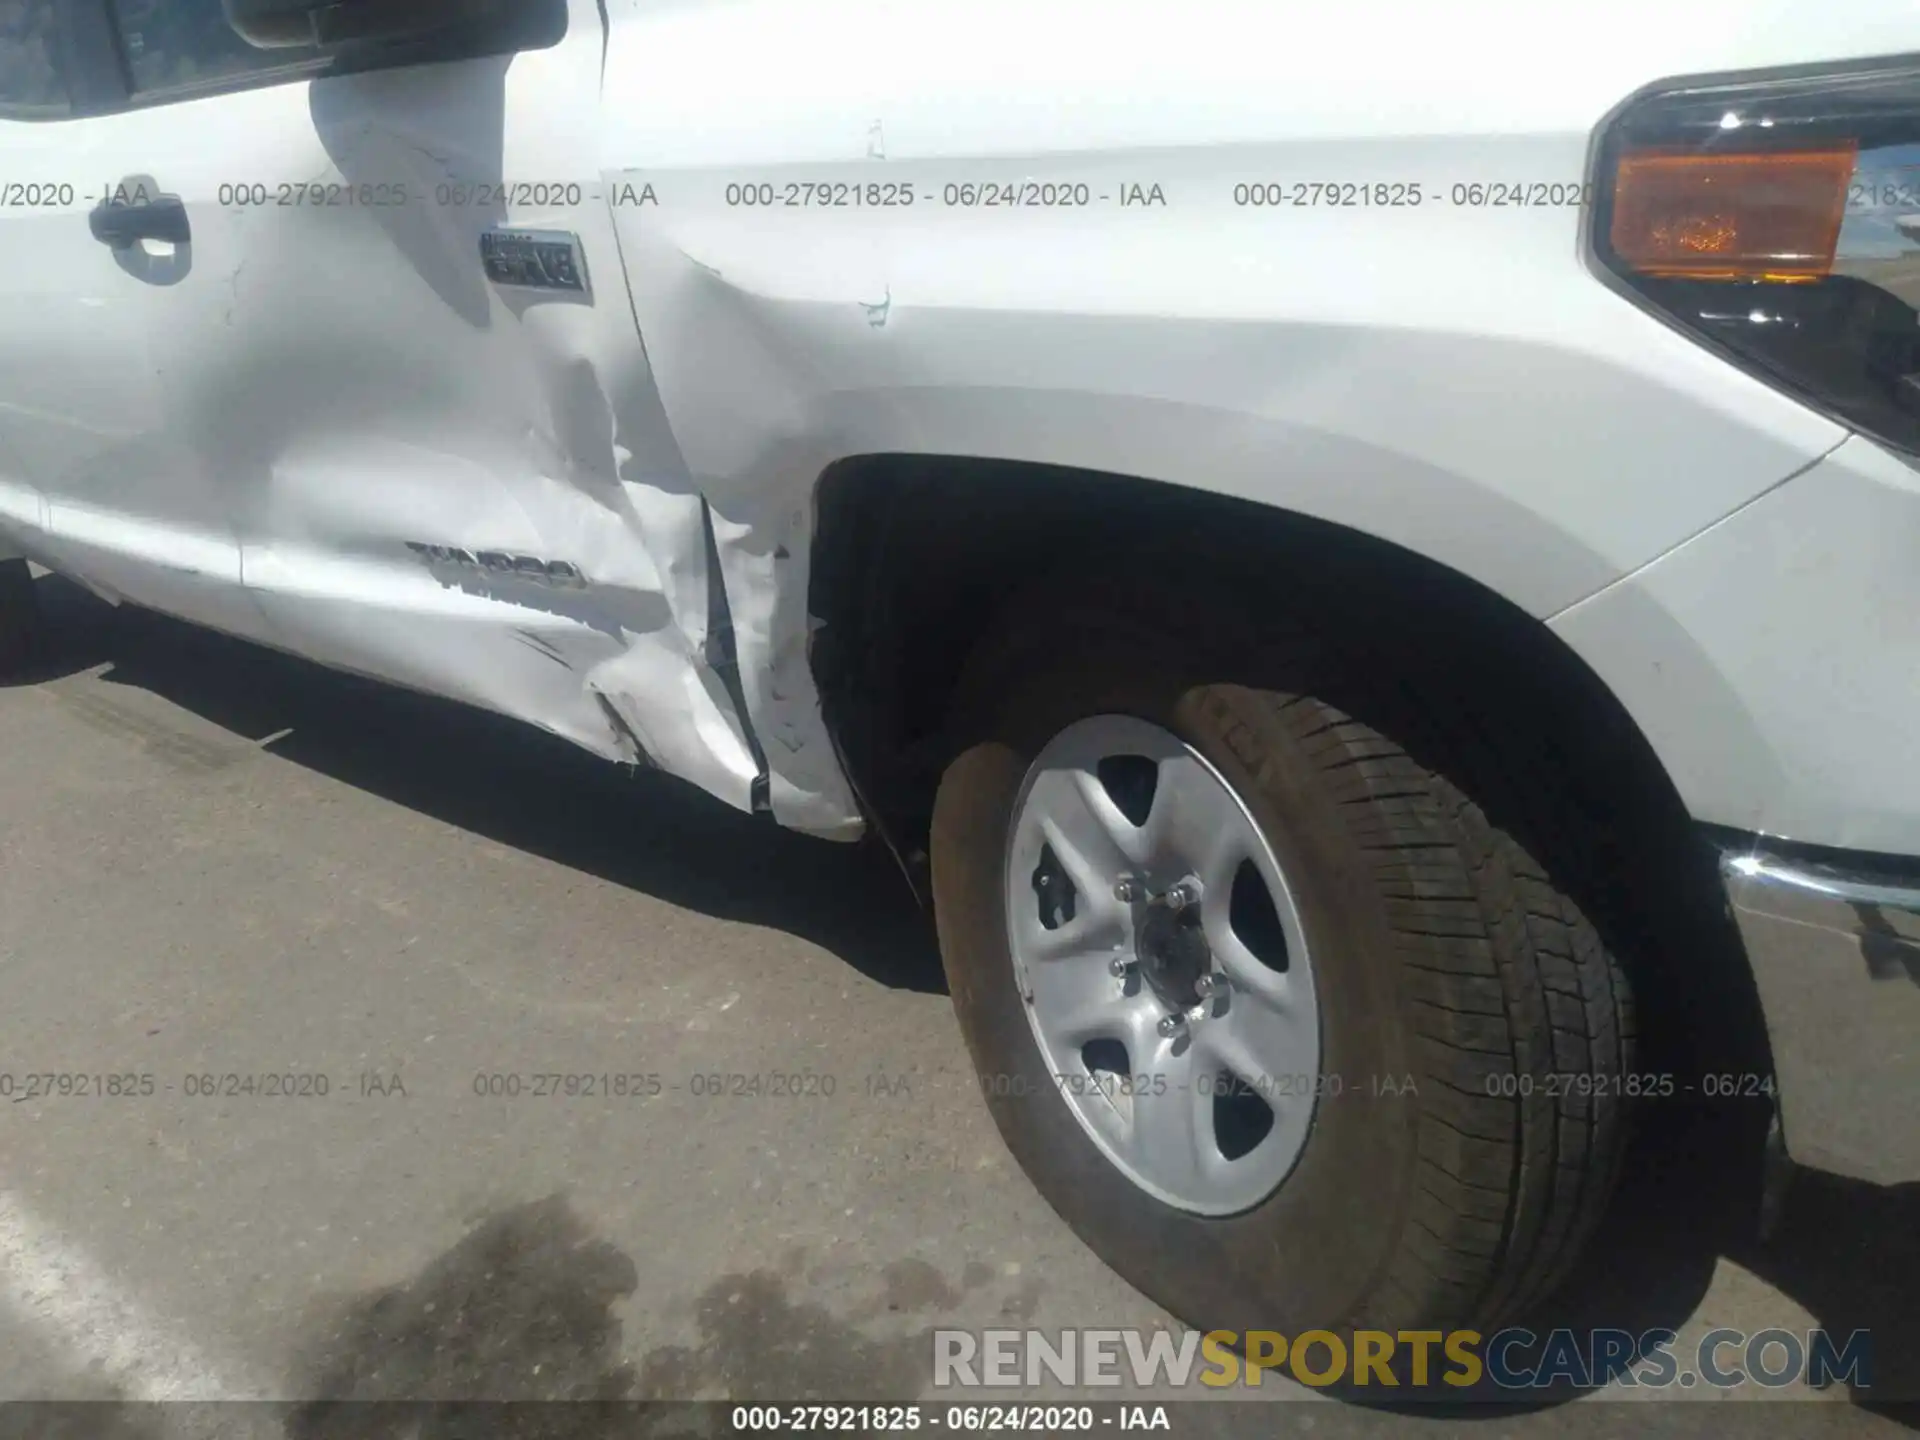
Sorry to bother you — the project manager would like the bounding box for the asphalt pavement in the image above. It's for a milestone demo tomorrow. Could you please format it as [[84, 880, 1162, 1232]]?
[[0, 574, 1914, 1440]]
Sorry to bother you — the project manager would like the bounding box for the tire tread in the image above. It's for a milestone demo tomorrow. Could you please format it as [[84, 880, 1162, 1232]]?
[[1245, 667, 1635, 1326]]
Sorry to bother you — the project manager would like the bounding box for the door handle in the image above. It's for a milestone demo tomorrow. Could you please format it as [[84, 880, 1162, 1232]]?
[[89, 194, 190, 248]]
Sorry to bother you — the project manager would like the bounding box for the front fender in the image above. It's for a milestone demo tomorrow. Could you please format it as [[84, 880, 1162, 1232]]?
[[596, 0, 1892, 834]]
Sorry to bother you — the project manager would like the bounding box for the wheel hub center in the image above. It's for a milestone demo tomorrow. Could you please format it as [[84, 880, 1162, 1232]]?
[[1135, 905, 1211, 1010]]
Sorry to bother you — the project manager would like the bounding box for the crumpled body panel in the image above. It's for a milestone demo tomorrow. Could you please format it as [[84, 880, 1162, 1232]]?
[[0, 3, 864, 837], [192, 50, 784, 822], [9, 0, 1914, 850]]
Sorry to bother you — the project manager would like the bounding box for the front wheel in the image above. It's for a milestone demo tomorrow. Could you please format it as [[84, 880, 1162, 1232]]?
[[931, 592, 1634, 1340]]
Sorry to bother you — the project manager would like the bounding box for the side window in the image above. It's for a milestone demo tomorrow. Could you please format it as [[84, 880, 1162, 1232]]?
[[109, 0, 321, 95], [0, 0, 70, 116]]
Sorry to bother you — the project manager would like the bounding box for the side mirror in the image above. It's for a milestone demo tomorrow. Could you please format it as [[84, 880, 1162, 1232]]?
[[221, 0, 513, 49]]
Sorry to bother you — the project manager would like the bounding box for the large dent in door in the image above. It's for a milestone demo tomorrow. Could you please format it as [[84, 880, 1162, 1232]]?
[[145, 57, 785, 826], [709, 500, 862, 837], [227, 330, 767, 815], [600, 217, 868, 839]]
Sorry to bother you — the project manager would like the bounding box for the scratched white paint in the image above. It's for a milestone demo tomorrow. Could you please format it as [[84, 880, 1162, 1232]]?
[[0, 0, 778, 824], [0, 0, 1915, 847]]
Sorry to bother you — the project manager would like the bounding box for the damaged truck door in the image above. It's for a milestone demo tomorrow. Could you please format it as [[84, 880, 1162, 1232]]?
[[91, 0, 766, 810]]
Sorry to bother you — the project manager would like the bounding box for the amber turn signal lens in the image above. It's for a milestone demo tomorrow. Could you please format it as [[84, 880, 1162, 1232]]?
[[1610, 147, 1856, 280]]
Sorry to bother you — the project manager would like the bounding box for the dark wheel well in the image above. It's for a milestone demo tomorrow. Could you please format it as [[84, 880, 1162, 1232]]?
[[809, 454, 1772, 1095], [0, 557, 40, 675]]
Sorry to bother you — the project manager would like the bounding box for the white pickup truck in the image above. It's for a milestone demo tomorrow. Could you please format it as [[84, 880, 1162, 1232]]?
[[1, 0, 1916, 1344]]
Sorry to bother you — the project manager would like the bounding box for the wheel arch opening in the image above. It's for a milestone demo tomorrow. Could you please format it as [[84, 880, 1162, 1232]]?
[[808, 451, 1774, 1095]]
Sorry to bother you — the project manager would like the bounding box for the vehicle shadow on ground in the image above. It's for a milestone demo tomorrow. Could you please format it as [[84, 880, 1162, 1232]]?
[[1519, 1102, 1917, 1418], [1334, 1097, 1919, 1424], [12, 575, 943, 996], [1737, 1169, 1920, 1422]]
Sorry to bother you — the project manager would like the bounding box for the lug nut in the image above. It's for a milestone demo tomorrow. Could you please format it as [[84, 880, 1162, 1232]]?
[[1163, 877, 1203, 911], [1157, 1013, 1186, 1039], [1194, 973, 1218, 999], [1114, 877, 1144, 903], [1109, 956, 1132, 977]]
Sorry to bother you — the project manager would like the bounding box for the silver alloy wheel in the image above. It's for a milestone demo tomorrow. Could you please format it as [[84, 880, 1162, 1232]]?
[[1003, 714, 1321, 1215]]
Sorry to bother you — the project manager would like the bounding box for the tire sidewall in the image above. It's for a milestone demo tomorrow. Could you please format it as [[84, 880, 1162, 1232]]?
[[933, 636, 1430, 1337]]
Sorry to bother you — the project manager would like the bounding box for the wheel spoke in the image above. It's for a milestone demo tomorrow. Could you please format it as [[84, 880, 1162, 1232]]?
[[1146, 751, 1260, 895], [1116, 989, 1174, 1065], [1196, 984, 1316, 1095], [1026, 948, 1135, 1047], [1011, 899, 1127, 967], [1121, 1042, 1212, 1197], [1021, 766, 1148, 909]]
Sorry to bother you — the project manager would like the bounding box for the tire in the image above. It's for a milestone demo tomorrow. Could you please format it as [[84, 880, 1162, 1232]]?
[[0, 558, 38, 674], [930, 580, 1634, 1345]]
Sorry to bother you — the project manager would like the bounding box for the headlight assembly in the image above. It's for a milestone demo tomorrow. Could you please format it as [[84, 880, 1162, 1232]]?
[[1593, 61, 1920, 454]]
